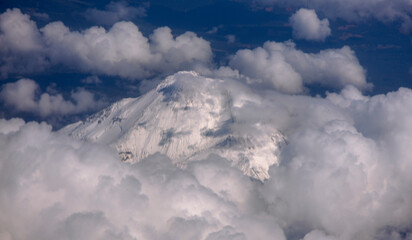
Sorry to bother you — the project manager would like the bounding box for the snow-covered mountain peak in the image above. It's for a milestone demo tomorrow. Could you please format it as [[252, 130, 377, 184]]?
[[62, 71, 285, 181]]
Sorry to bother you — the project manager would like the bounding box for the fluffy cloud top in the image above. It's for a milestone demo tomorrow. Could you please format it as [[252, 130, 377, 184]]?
[[0, 119, 285, 240], [229, 41, 369, 93], [0, 79, 105, 117], [289, 8, 331, 41], [1, 75, 412, 239], [256, 0, 412, 33], [0, 8, 48, 77], [0, 8, 212, 79]]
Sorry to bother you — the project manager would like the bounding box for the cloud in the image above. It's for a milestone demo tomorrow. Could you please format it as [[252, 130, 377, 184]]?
[[0, 118, 25, 134], [289, 8, 331, 41], [206, 25, 223, 34], [301, 230, 338, 240], [225, 34, 236, 43], [1, 78, 412, 239], [0, 8, 368, 97], [0, 8, 212, 80], [41, 21, 212, 79], [84, 1, 147, 26], [339, 33, 363, 41], [149, 27, 213, 74], [229, 41, 369, 93], [31, 12, 50, 21], [81, 75, 102, 84], [230, 45, 303, 94], [0, 118, 286, 240], [0, 78, 105, 117], [254, 0, 412, 33], [245, 84, 412, 239], [0, 8, 48, 78]]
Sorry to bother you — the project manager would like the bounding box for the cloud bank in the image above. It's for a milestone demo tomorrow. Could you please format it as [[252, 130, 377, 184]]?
[[0, 8, 212, 79], [0, 79, 105, 117], [1, 74, 412, 239], [289, 8, 331, 41]]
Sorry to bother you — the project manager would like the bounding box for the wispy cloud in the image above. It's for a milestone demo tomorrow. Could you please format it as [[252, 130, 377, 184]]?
[[83, 1, 148, 26]]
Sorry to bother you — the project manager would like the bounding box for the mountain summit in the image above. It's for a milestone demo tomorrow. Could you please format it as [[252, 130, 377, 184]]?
[[62, 71, 285, 180]]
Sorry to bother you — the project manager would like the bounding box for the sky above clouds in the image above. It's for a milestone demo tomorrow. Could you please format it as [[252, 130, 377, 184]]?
[[1, 0, 412, 239]]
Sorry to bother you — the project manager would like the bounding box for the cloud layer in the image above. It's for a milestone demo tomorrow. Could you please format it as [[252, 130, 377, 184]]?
[[0, 8, 212, 79], [1, 74, 412, 239], [289, 8, 331, 41]]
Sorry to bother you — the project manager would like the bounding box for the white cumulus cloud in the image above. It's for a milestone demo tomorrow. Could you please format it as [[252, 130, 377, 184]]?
[[0, 8, 212, 80], [0, 78, 105, 117], [229, 41, 369, 93], [0, 8, 48, 78], [289, 8, 331, 41]]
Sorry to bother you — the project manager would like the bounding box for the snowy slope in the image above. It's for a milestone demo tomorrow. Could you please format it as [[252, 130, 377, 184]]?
[[62, 71, 285, 180]]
